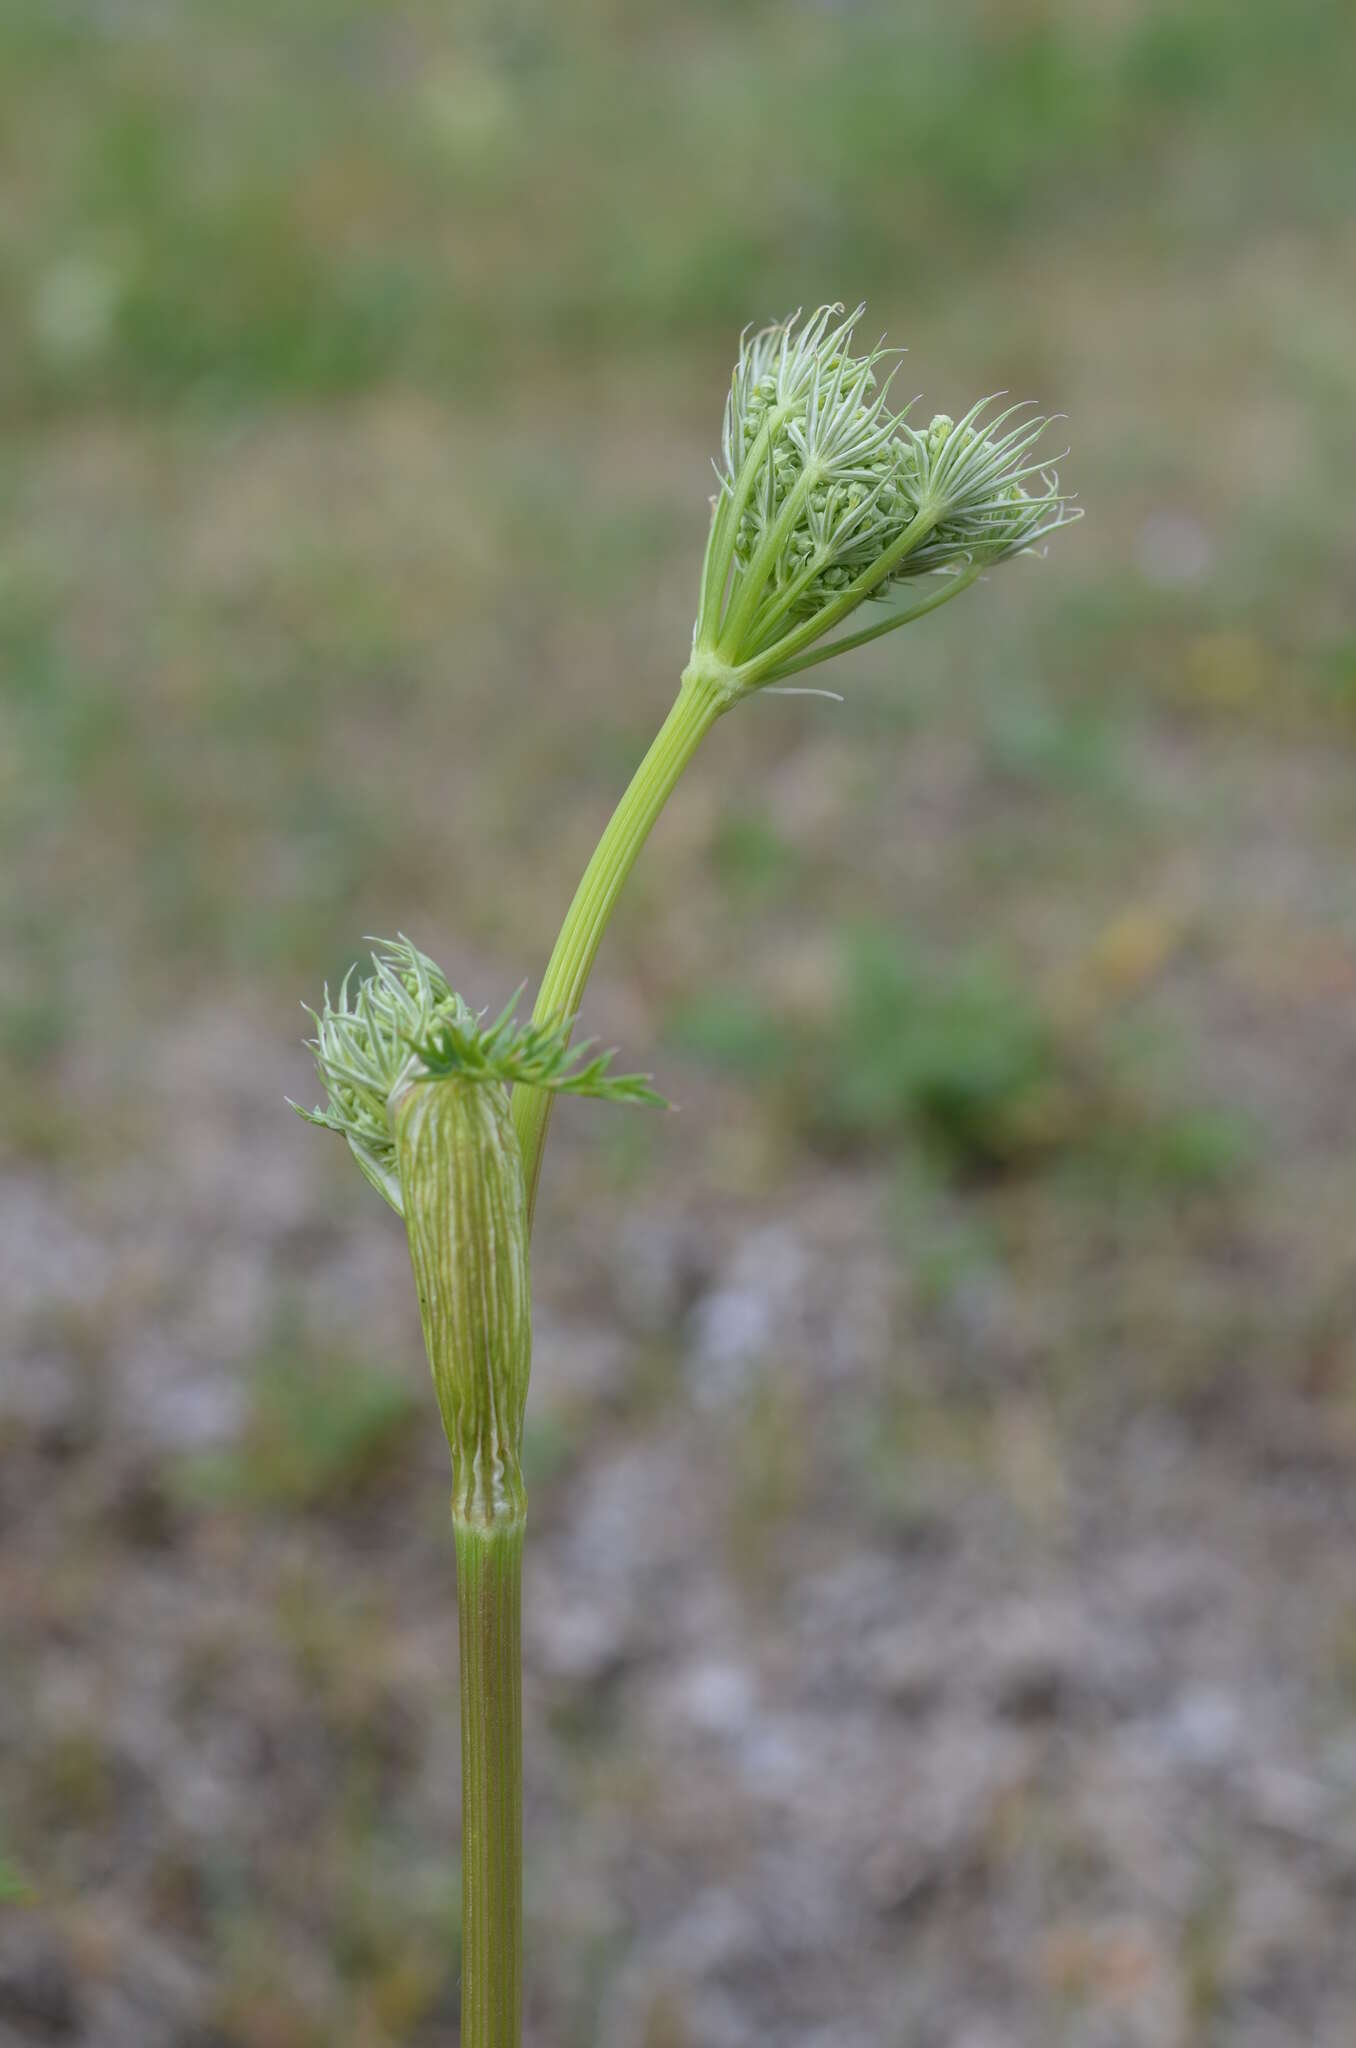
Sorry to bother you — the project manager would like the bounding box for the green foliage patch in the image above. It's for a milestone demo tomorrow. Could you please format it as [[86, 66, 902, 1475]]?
[[177, 1346, 421, 1514]]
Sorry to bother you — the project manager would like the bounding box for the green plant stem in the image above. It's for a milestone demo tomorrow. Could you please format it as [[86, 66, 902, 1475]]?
[[454, 1513, 525, 2048], [512, 669, 726, 1224]]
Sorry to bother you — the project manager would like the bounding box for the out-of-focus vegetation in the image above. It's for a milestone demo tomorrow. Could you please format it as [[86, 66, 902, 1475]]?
[[2, 0, 1352, 982], [173, 1337, 420, 1513], [3, 0, 1353, 1044], [4, 2, 1356, 2043]]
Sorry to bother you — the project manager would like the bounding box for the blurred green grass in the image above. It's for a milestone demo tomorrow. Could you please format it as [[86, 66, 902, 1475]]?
[[3, 1, 1353, 410], [3, 0, 1355, 1396], [173, 1336, 421, 1513]]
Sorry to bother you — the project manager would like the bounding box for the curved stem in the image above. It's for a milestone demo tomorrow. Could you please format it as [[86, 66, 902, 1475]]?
[[511, 670, 725, 1226], [455, 1514, 525, 2048]]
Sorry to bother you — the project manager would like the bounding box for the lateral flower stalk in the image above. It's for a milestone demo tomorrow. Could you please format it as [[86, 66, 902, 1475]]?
[[514, 306, 1077, 1216], [511, 666, 725, 1222]]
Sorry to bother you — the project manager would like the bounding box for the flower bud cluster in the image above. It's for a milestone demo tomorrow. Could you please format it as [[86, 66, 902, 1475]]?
[[693, 305, 1077, 692], [890, 404, 1068, 577]]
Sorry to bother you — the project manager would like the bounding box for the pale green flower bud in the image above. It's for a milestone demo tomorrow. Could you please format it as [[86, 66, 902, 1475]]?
[[926, 412, 955, 458]]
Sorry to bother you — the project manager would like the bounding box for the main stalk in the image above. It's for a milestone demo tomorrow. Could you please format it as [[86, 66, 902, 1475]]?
[[454, 1515, 525, 2048]]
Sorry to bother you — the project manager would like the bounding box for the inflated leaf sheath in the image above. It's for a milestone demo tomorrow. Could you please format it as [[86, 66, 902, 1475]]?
[[392, 1073, 531, 1528]]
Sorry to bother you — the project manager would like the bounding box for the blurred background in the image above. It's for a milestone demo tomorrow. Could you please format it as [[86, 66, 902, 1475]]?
[[2, 1, 1355, 2043]]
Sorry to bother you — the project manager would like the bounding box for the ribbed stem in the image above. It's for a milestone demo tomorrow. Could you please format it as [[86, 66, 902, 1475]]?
[[455, 1514, 525, 2048], [512, 669, 725, 1225]]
